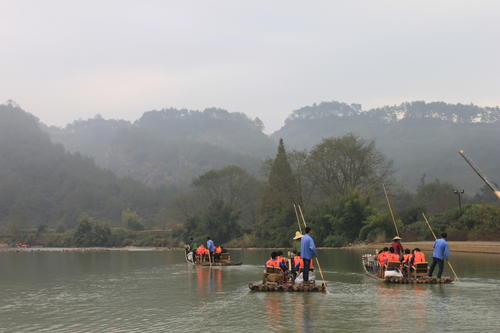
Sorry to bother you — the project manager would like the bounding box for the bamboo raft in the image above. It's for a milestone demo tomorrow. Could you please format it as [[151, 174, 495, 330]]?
[[194, 261, 242, 266], [248, 266, 326, 292], [362, 254, 455, 285], [185, 251, 242, 266], [382, 276, 454, 284], [248, 281, 326, 292]]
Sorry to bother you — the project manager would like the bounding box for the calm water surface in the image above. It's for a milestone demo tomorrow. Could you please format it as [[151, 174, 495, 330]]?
[[1, 249, 499, 333]]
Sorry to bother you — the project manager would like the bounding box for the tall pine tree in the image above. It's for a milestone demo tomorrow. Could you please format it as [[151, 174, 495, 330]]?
[[256, 139, 301, 247]]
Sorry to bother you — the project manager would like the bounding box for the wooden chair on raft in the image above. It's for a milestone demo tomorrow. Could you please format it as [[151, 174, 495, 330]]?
[[264, 267, 284, 284], [412, 262, 429, 279], [386, 261, 402, 270], [220, 253, 230, 262], [380, 261, 402, 278]]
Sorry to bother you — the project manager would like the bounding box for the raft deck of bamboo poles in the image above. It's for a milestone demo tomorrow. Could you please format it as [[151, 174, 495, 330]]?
[[248, 281, 326, 292]]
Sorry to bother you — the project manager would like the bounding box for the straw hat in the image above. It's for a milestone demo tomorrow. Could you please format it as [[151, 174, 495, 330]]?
[[392, 236, 402, 240], [293, 231, 303, 240]]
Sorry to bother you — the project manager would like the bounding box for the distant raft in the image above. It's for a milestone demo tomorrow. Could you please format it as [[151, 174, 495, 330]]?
[[248, 281, 326, 292], [185, 250, 242, 266], [362, 254, 455, 284]]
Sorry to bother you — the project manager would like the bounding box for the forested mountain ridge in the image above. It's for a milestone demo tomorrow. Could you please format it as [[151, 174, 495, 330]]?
[[282, 101, 500, 125], [272, 101, 500, 192], [0, 103, 166, 228], [49, 108, 273, 187]]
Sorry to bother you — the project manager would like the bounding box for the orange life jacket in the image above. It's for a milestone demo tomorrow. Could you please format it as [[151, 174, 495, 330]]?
[[403, 253, 412, 264], [196, 246, 205, 255], [413, 251, 426, 264], [215, 246, 222, 254], [387, 253, 400, 262], [378, 252, 388, 265], [293, 256, 304, 269], [266, 258, 280, 268]]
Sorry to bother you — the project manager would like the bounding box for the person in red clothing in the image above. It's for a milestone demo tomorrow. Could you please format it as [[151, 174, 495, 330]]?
[[391, 236, 404, 257]]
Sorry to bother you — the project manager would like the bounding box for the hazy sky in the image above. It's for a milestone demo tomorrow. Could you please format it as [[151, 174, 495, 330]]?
[[1, 1, 499, 132]]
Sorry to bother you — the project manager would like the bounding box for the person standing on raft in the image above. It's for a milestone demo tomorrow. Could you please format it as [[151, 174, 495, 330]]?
[[292, 231, 303, 255], [207, 237, 216, 262], [428, 233, 449, 278], [300, 226, 317, 283], [391, 236, 404, 256]]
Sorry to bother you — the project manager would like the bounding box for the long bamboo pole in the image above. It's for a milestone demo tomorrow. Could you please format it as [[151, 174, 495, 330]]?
[[421, 213, 459, 280], [382, 183, 399, 237], [293, 203, 303, 234], [459, 150, 500, 201], [296, 204, 327, 287]]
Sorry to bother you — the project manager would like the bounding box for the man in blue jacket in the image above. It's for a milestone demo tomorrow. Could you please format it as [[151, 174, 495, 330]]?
[[428, 232, 449, 278], [207, 237, 216, 262], [300, 226, 317, 283]]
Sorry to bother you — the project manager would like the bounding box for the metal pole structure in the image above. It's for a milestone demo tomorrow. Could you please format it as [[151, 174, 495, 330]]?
[[421, 213, 459, 280], [458, 150, 500, 201], [382, 183, 399, 237], [453, 189, 464, 213]]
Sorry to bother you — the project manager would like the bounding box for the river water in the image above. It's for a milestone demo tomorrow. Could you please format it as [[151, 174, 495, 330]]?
[[1, 249, 499, 333]]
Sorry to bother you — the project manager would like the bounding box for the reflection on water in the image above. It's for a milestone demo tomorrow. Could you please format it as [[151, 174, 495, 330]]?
[[0, 249, 500, 332], [195, 266, 223, 296]]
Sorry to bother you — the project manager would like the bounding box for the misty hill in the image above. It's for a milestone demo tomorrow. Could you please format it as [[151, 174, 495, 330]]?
[[49, 108, 274, 187], [272, 101, 500, 192], [0, 103, 165, 228]]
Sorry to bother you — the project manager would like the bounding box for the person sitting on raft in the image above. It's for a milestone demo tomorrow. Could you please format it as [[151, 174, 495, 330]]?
[[214, 246, 222, 261], [401, 248, 412, 276], [196, 244, 208, 263], [291, 252, 314, 279], [293, 252, 304, 273], [386, 247, 400, 265], [411, 248, 426, 265], [276, 251, 289, 270], [378, 247, 390, 266], [266, 252, 288, 272], [266, 252, 280, 268], [402, 248, 412, 264]]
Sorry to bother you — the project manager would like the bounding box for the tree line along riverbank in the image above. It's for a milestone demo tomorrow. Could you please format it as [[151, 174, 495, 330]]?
[[2, 242, 500, 255]]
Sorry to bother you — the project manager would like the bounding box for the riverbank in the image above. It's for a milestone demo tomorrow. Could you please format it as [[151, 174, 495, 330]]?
[[2, 241, 500, 254], [0, 246, 181, 253], [348, 241, 500, 254]]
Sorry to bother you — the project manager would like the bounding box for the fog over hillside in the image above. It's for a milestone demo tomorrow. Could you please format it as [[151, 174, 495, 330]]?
[[38, 100, 500, 193], [49, 107, 273, 187], [0, 103, 168, 228], [273, 101, 500, 192], [1, 100, 499, 234]]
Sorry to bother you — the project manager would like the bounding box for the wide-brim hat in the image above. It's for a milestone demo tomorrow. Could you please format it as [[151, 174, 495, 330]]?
[[392, 236, 402, 240], [293, 231, 303, 240]]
